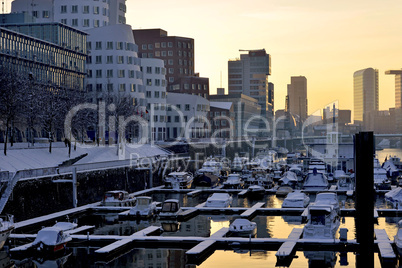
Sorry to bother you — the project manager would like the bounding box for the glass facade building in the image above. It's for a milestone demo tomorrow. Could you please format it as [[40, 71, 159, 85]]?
[[353, 68, 379, 124]]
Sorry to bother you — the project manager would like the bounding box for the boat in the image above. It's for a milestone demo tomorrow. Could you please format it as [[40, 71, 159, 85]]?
[[231, 156, 248, 172], [229, 219, 257, 237], [333, 170, 346, 181], [279, 171, 298, 188], [275, 186, 293, 197], [205, 193, 232, 208], [282, 191, 310, 208], [252, 167, 274, 188], [385, 187, 402, 208], [303, 168, 329, 191], [101, 190, 136, 207], [394, 220, 402, 256], [313, 192, 340, 212], [193, 172, 220, 188], [374, 159, 391, 190], [128, 196, 157, 218], [196, 158, 224, 177], [382, 159, 400, 183], [302, 193, 340, 239], [336, 174, 354, 193], [32, 227, 72, 253], [163, 172, 194, 189], [288, 164, 304, 181], [223, 173, 244, 189], [159, 199, 182, 219], [247, 185, 266, 199], [0, 215, 14, 250], [307, 158, 326, 174], [52, 222, 78, 232]]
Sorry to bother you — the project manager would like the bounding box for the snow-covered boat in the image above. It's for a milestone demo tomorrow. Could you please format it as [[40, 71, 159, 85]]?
[[276, 186, 293, 197], [196, 158, 224, 177], [102, 190, 136, 207], [205, 193, 232, 208], [385, 187, 402, 208], [279, 171, 298, 187], [282, 191, 310, 208], [159, 199, 182, 219], [247, 185, 266, 199], [229, 219, 257, 237], [163, 172, 194, 189], [307, 158, 326, 174], [303, 168, 329, 191], [128, 196, 157, 218], [336, 174, 354, 192], [223, 174, 244, 189], [374, 159, 391, 190], [302, 193, 340, 239], [288, 165, 304, 181], [32, 227, 72, 253], [231, 156, 248, 172], [0, 215, 14, 250], [394, 220, 402, 256], [52, 222, 77, 232], [313, 192, 340, 212], [382, 159, 400, 182], [193, 173, 220, 188], [333, 170, 346, 181]]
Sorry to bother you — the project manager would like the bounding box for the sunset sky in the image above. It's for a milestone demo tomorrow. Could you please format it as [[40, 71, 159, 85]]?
[[126, 0, 402, 118], [5, 0, 401, 118]]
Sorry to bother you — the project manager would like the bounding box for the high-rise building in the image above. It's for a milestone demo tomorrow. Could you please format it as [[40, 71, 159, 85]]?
[[286, 76, 308, 122], [132, 29, 195, 85], [228, 49, 272, 119], [385, 69, 402, 132], [353, 68, 379, 125]]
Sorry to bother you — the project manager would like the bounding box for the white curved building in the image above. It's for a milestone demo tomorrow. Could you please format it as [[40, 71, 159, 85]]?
[[141, 58, 167, 141], [11, 0, 126, 30]]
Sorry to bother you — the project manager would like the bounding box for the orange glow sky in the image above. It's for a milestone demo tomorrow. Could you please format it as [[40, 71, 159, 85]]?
[[126, 0, 402, 117], [5, 1, 401, 117]]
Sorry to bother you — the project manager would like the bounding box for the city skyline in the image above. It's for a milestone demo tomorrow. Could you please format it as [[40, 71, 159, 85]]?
[[122, 0, 402, 118], [3, 0, 402, 119]]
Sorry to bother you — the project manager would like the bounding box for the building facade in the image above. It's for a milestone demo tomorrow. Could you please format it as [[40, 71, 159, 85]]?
[[385, 69, 402, 133], [169, 75, 209, 99], [228, 49, 272, 120], [209, 102, 235, 138], [286, 76, 308, 123], [142, 58, 168, 142], [133, 29, 195, 85], [353, 68, 379, 125]]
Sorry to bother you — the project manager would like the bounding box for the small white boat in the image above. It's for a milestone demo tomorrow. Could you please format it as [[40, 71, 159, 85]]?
[[0, 215, 14, 250], [163, 172, 194, 189], [385, 187, 402, 208], [279, 171, 298, 187], [247, 185, 266, 199], [394, 220, 402, 256], [32, 227, 72, 253], [314, 192, 340, 212], [129, 196, 157, 217], [205, 193, 232, 208], [303, 169, 329, 191], [282, 191, 310, 208], [102, 190, 136, 207], [303, 202, 340, 239], [159, 199, 182, 219], [229, 219, 257, 237], [196, 159, 224, 177], [276, 186, 293, 197], [223, 174, 244, 189]]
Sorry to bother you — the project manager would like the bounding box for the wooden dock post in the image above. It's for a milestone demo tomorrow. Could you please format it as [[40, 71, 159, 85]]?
[[355, 132, 374, 268]]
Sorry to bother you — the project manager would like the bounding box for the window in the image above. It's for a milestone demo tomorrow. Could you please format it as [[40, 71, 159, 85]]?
[[42, 10, 50, 18], [167, 116, 171, 123], [146, 91, 151, 98], [154, 115, 158, 122], [117, 56, 124, 64], [154, 91, 160, 98], [94, 20, 100, 27], [155, 79, 160, 86], [119, 84, 126, 92], [83, 19, 89, 27], [86, 84, 93, 92], [184, 84, 189, 90], [146, 66, 152, 74], [87, 70, 92, 78], [168, 68, 174, 74], [95, 41, 102, 50], [161, 42, 166, 48], [176, 104, 181, 110], [175, 116, 180, 122], [131, 84, 136, 92], [106, 55, 113, 64], [96, 70, 102, 78], [155, 67, 161, 74], [148, 44, 153, 50], [61, 19, 67, 24], [106, 69, 113, 78], [129, 70, 135, 78], [94, 6, 100, 14], [107, 42, 113, 50], [162, 92, 166, 98], [83, 6, 89, 14], [72, 19, 78, 26], [95, 56, 102, 64], [146, 79, 152, 86], [161, 51, 166, 57], [168, 59, 173, 65], [117, 42, 123, 50], [61, 6, 67, 13], [96, 84, 102, 91], [107, 84, 113, 92], [155, 42, 160, 48], [185, 104, 190, 111], [32, 11, 38, 18], [72, 5, 78, 13], [118, 70, 125, 78], [168, 42, 173, 47], [168, 51, 173, 56]]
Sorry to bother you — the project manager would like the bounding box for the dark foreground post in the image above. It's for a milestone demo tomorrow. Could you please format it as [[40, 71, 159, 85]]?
[[354, 132, 374, 267]]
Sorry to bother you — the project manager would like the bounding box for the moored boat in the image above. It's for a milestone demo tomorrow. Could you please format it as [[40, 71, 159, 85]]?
[[205, 193, 232, 208], [102, 190, 136, 207], [31, 227, 72, 253], [128, 196, 157, 218], [159, 199, 182, 219], [229, 219, 257, 237], [163, 172, 194, 189], [282, 191, 310, 208], [247, 185, 266, 199], [303, 168, 329, 192], [0, 215, 14, 250], [223, 173, 244, 189]]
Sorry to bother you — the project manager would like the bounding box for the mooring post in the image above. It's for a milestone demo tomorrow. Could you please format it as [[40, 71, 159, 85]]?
[[354, 132, 374, 267], [72, 167, 78, 208]]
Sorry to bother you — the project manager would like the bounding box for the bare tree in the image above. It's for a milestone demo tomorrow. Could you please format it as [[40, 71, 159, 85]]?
[[0, 67, 27, 155]]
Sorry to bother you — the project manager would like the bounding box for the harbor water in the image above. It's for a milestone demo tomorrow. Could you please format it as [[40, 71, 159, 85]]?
[[6, 148, 402, 267]]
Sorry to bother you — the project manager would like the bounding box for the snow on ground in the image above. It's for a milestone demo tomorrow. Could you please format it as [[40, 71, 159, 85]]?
[[0, 142, 170, 172]]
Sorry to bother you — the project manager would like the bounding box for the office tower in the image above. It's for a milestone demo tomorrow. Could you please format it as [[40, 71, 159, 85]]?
[[228, 49, 272, 119], [385, 69, 402, 133], [353, 68, 379, 125], [286, 76, 308, 122], [132, 29, 194, 85]]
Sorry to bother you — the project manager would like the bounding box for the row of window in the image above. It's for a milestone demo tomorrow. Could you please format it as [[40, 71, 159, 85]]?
[[145, 79, 166, 87], [60, 18, 107, 28], [87, 41, 137, 52], [145, 91, 166, 99], [170, 84, 208, 91], [141, 41, 192, 50], [60, 5, 107, 15], [142, 50, 192, 58], [144, 66, 166, 75], [87, 69, 142, 79], [87, 83, 141, 93], [87, 55, 140, 65]]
